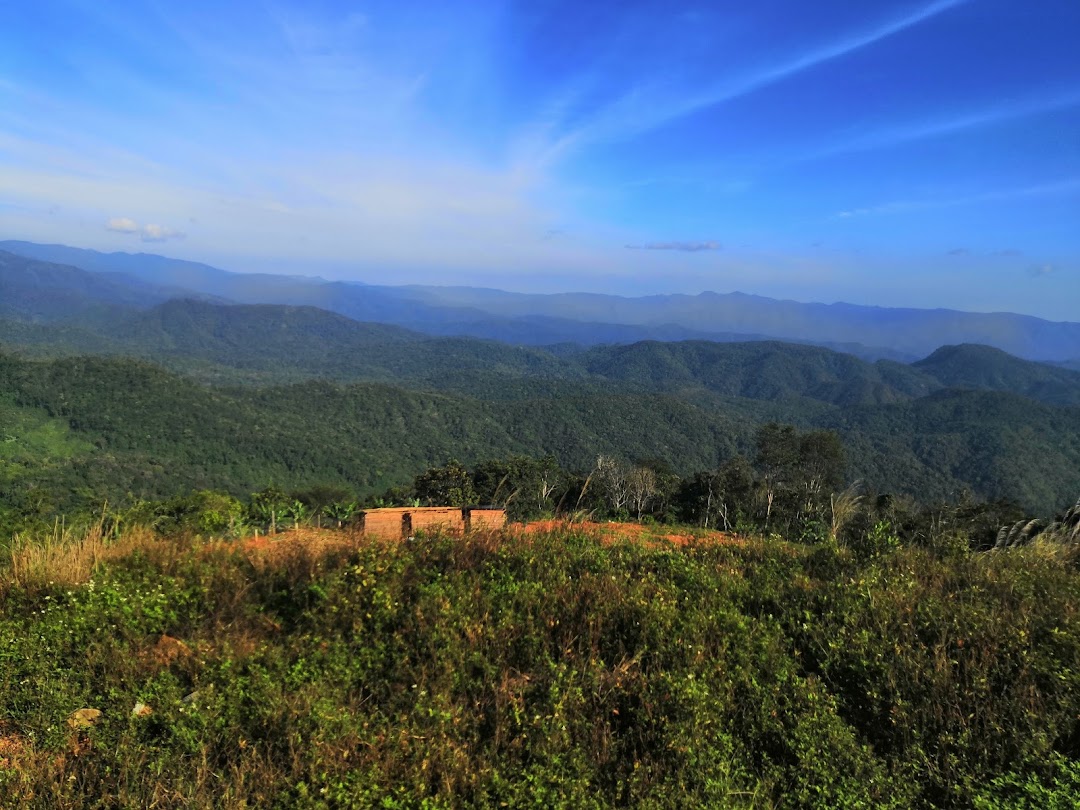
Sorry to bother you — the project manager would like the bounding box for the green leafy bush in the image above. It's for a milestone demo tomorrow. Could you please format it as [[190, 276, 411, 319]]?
[[1, 526, 1077, 808]]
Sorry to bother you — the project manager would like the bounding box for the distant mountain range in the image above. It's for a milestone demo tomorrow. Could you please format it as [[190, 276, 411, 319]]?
[[3, 240, 1080, 514], [4, 239, 1080, 362], [5, 289, 1080, 409]]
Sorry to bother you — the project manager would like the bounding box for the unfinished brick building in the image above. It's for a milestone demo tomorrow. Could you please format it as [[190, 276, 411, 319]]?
[[356, 507, 506, 540]]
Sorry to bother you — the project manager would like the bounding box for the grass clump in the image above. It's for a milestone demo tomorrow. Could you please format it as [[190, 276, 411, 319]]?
[[0, 526, 1077, 808]]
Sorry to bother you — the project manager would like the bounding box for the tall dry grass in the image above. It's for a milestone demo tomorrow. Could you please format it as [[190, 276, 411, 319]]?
[[829, 481, 864, 543], [2, 516, 161, 595]]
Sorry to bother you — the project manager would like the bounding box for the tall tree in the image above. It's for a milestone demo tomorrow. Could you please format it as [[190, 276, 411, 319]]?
[[414, 460, 477, 507], [798, 430, 845, 505], [593, 455, 632, 515], [628, 466, 659, 521], [676, 456, 753, 530], [754, 424, 799, 528]]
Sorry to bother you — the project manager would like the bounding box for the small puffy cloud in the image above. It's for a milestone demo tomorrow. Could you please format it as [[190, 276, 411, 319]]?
[[947, 247, 968, 256], [1028, 263, 1056, 277], [105, 216, 140, 233], [140, 223, 186, 242], [625, 240, 721, 252], [106, 217, 185, 242]]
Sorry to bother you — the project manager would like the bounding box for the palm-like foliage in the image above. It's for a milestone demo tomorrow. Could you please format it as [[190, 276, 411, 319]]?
[[283, 500, 309, 530], [325, 500, 357, 529]]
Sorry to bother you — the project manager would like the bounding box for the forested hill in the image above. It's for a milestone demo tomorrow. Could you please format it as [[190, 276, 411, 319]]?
[[0, 249, 191, 321], [6, 298, 1080, 408], [2, 349, 1079, 527], [579, 340, 935, 407], [913, 343, 1080, 405], [3, 248, 1080, 522], [0, 352, 748, 522]]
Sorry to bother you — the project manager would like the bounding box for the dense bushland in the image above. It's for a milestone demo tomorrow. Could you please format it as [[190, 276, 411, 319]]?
[[3, 342, 1080, 544], [1, 525, 1078, 808]]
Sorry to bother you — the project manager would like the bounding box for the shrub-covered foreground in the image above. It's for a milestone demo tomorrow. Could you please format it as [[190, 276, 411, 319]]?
[[1, 527, 1079, 808]]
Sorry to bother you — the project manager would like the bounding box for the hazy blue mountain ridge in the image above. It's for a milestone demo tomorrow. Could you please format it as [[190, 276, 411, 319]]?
[[0, 249, 191, 321], [395, 285, 1080, 362], [3, 240, 1078, 361]]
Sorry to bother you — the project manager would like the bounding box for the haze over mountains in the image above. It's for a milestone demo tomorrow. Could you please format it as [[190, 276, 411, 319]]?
[[3, 240, 1080, 516], [4, 240, 1080, 363]]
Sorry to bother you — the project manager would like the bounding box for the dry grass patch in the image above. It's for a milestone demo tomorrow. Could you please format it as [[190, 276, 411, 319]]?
[[2, 520, 164, 596]]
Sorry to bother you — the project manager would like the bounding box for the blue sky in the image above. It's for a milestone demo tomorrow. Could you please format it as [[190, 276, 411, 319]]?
[[1, 0, 1078, 319]]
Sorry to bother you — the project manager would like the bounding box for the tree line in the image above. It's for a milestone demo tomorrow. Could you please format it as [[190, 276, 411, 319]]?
[[58, 422, 1048, 556]]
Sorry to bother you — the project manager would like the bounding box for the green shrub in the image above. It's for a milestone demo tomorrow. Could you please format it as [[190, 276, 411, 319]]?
[[1, 525, 1077, 808]]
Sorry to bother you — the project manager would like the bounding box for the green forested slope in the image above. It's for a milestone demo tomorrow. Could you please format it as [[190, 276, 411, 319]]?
[[2, 350, 1079, 527], [7, 298, 1080, 408], [2, 299, 590, 387], [829, 389, 1080, 511], [914, 343, 1080, 405], [581, 340, 938, 406], [0, 353, 757, 516], [0, 249, 215, 323]]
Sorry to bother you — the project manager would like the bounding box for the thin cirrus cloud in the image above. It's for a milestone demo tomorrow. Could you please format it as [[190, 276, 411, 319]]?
[[949, 247, 1038, 260], [1, 0, 1077, 319], [835, 177, 1080, 219], [800, 89, 1080, 162], [626, 241, 722, 252], [106, 217, 185, 242], [949, 247, 1032, 258], [528, 0, 971, 167]]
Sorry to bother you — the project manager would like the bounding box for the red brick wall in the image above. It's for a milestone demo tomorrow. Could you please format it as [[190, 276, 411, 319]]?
[[359, 507, 505, 539], [469, 509, 506, 531], [410, 508, 465, 535], [361, 508, 410, 539]]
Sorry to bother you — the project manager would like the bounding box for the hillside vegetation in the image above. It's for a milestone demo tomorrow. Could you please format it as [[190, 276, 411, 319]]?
[[1, 524, 1078, 809], [3, 246, 1080, 808], [3, 345, 1080, 537]]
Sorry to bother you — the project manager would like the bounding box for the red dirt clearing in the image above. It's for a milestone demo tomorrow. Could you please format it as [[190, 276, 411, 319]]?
[[508, 520, 744, 548], [227, 520, 743, 562]]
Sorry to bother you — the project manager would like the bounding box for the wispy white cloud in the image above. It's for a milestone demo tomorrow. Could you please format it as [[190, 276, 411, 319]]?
[[835, 177, 1080, 219], [1028, 263, 1057, 277], [526, 0, 970, 167], [0, 3, 574, 270], [626, 241, 722, 252], [806, 88, 1080, 160], [0, 138, 577, 273]]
